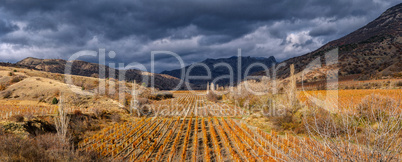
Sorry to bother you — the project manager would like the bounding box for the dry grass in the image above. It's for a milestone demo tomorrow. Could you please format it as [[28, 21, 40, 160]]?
[[0, 133, 107, 161]]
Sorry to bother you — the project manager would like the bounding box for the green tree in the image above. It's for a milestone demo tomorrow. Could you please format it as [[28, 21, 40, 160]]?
[[52, 98, 59, 104]]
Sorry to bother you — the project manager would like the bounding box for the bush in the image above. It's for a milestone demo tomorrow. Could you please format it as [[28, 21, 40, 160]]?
[[3, 91, 12, 99], [0, 125, 4, 136], [137, 98, 149, 106], [0, 133, 107, 161], [302, 106, 346, 136], [206, 92, 222, 103], [73, 110, 82, 116], [11, 115, 24, 122], [8, 72, 13, 76], [10, 76, 25, 84], [52, 98, 59, 105], [92, 108, 105, 118], [357, 95, 396, 122], [396, 81, 402, 87], [303, 95, 402, 161], [148, 92, 173, 100], [110, 113, 121, 123]]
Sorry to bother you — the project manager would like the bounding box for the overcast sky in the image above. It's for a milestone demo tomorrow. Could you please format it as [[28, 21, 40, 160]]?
[[0, 0, 400, 72]]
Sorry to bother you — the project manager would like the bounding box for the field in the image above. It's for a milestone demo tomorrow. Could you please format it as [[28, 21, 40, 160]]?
[[78, 89, 402, 161], [79, 116, 341, 161], [0, 103, 94, 120], [0, 104, 58, 120], [151, 93, 243, 117], [298, 89, 402, 109]]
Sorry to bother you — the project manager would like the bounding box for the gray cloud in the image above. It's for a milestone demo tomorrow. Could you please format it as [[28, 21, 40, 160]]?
[[0, 19, 19, 36], [0, 0, 400, 72]]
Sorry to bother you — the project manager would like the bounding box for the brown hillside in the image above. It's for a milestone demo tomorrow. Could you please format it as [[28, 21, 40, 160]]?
[[16, 57, 188, 90]]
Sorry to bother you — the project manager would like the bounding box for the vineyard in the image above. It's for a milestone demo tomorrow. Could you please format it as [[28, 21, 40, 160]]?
[[298, 89, 402, 108], [151, 93, 243, 117], [79, 116, 344, 161], [0, 104, 58, 120], [76, 89, 402, 161], [0, 104, 91, 120]]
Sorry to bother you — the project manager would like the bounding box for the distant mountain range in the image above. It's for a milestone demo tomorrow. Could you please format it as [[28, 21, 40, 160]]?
[[15, 57, 186, 90], [161, 56, 277, 88], [254, 3, 402, 82], [8, 55, 277, 90]]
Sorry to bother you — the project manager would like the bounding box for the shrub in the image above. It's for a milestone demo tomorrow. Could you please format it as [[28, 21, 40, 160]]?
[[92, 108, 105, 118], [302, 106, 346, 136], [3, 91, 12, 99], [73, 110, 82, 116], [8, 72, 13, 76], [206, 92, 222, 103], [110, 113, 121, 123], [11, 115, 24, 122], [357, 95, 396, 122], [24, 113, 34, 121], [0, 133, 107, 161], [148, 92, 173, 100], [316, 83, 326, 90], [10, 76, 25, 84], [304, 95, 402, 161], [52, 98, 59, 105], [137, 98, 149, 106], [69, 112, 89, 141], [396, 81, 402, 87]]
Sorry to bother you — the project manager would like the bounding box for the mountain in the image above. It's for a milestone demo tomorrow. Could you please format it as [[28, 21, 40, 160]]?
[[16, 57, 186, 90], [254, 3, 402, 82], [161, 56, 277, 87]]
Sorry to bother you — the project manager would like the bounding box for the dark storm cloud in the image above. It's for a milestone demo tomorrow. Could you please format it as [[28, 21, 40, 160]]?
[[0, 0, 400, 72], [0, 19, 18, 35], [309, 26, 337, 37]]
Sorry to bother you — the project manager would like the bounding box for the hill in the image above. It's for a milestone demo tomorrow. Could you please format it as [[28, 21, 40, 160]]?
[[16, 57, 186, 90], [0, 65, 130, 111]]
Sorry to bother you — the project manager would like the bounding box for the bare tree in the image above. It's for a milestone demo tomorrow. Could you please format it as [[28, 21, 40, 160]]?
[[54, 94, 70, 143], [130, 80, 140, 116], [288, 64, 297, 107]]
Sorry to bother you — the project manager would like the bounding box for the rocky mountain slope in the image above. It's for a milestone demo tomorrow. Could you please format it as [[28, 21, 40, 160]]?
[[16, 57, 186, 90], [161, 56, 277, 88], [254, 3, 402, 82]]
